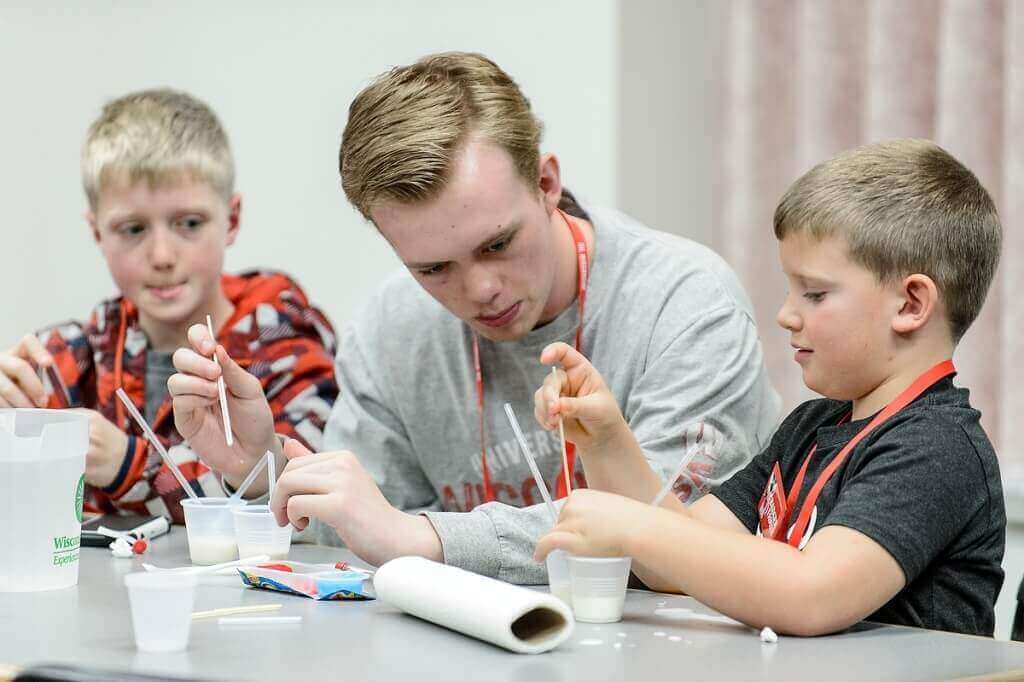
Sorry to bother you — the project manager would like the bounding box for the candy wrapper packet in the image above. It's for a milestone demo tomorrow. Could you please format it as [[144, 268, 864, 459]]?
[[237, 561, 375, 601]]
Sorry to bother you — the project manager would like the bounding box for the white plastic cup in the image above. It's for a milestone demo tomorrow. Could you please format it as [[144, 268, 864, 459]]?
[[546, 549, 572, 607], [568, 556, 632, 623], [124, 572, 196, 652], [232, 504, 291, 560], [180, 497, 246, 565]]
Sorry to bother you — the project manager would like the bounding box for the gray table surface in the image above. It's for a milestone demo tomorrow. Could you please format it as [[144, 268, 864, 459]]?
[[3, 528, 1024, 682]]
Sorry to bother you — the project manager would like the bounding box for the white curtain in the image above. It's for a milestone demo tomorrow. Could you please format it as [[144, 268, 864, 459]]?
[[712, 0, 1024, 483]]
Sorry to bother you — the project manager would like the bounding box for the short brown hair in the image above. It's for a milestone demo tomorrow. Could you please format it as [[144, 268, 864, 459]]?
[[339, 52, 543, 220], [82, 88, 234, 209], [774, 139, 1002, 341]]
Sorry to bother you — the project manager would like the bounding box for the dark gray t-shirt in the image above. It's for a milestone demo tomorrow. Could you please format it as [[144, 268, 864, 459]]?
[[144, 351, 176, 423], [713, 377, 1005, 636]]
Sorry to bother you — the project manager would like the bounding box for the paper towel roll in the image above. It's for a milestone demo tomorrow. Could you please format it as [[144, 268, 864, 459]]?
[[373, 556, 574, 654]]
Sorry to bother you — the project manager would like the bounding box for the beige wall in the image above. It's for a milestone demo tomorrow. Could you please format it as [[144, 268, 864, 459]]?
[[0, 0, 618, 343], [618, 0, 718, 243]]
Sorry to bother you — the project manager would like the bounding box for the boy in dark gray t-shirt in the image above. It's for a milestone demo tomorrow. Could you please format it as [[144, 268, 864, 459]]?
[[533, 139, 1005, 637], [714, 377, 1003, 634]]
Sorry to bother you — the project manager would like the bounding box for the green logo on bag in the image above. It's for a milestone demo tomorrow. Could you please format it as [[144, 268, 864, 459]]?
[[75, 474, 84, 523]]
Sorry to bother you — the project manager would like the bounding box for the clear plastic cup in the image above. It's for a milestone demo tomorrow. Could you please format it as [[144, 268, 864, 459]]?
[[546, 549, 572, 607], [180, 497, 246, 565], [124, 572, 196, 652], [568, 556, 632, 623], [232, 504, 291, 560]]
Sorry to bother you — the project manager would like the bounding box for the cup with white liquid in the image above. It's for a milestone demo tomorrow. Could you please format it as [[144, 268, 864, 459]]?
[[546, 549, 572, 606], [180, 497, 246, 565], [232, 504, 291, 560], [567, 556, 632, 623]]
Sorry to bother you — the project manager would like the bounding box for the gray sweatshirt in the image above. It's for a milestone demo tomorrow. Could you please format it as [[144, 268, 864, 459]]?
[[312, 205, 782, 583]]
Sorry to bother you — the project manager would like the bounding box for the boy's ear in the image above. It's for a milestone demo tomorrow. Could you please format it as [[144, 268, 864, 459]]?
[[84, 209, 101, 244], [226, 194, 242, 246], [892, 274, 939, 334], [538, 152, 562, 216]]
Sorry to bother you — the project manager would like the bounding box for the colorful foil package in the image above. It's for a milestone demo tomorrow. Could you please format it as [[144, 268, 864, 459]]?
[[236, 561, 375, 601]]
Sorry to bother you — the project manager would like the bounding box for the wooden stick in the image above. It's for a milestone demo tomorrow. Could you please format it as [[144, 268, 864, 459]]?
[[191, 604, 282, 621], [552, 366, 572, 494]]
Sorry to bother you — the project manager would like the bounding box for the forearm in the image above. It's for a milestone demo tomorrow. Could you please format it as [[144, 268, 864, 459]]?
[[624, 508, 836, 635], [582, 428, 688, 515], [397, 514, 444, 563]]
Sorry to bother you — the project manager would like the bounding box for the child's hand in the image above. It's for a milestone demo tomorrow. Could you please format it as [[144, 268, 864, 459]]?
[[271, 439, 443, 567], [73, 408, 128, 488], [167, 323, 276, 488], [0, 335, 53, 408], [534, 342, 629, 452], [533, 488, 649, 561]]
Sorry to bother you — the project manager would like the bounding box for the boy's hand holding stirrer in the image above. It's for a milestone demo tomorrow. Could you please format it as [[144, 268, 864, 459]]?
[[166, 323, 279, 494], [535, 343, 668, 507]]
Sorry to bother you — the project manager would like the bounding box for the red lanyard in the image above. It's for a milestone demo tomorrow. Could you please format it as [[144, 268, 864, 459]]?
[[782, 359, 956, 548], [473, 209, 589, 503]]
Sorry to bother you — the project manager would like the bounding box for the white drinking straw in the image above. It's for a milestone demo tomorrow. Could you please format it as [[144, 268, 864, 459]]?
[[503, 403, 557, 524], [230, 453, 270, 501], [115, 388, 199, 501], [552, 366, 572, 494], [218, 616, 302, 626], [266, 451, 277, 506], [147, 555, 271, 577], [206, 314, 234, 447]]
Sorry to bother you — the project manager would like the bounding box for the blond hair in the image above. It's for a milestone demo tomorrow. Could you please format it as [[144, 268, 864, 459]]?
[[82, 88, 234, 209], [339, 52, 543, 220], [774, 139, 1001, 341]]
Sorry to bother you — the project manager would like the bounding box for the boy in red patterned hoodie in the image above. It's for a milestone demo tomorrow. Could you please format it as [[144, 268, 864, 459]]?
[[0, 89, 338, 523]]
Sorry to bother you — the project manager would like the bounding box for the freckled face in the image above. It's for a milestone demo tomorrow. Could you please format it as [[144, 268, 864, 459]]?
[[372, 141, 560, 342], [91, 176, 236, 331]]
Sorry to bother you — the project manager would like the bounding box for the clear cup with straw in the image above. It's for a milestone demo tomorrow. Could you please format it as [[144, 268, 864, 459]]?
[[232, 452, 290, 559], [232, 505, 291, 560], [180, 497, 245, 565]]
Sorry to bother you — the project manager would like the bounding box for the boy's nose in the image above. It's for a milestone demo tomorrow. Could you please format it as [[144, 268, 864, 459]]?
[[464, 263, 501, 306], [776, 296, 801, 332], [148, 227, 176, 268]]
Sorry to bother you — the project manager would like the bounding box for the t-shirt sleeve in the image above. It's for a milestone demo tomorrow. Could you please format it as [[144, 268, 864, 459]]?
[[710, 408, 798, 531], [324, 320, 440, 514], [820, 413, 992, 584], [624, 302, 780, 503]]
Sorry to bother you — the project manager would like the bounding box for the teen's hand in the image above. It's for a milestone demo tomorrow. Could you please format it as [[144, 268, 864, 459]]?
[[74, 408, 129, 488], [534, 342, 629, 452], [0, 335, 53, 408], [534, 488, 650, 561], [168, 323, 276, 487], [271, 439, 443, 567]]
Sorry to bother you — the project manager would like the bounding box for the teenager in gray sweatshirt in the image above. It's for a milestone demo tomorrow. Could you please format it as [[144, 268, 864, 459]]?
[[168, 52, 781, 584]]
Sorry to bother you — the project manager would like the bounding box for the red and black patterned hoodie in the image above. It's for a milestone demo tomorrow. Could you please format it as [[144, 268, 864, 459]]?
[[38, 270, 338, 523]]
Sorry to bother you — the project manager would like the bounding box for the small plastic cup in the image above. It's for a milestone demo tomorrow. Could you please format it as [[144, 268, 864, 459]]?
[[568, 556, 632, 623], [232, 504, 291, 560], [180, 497, 246, 565], [546, 549, 572, 607], [124, 572, 196, 652]]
